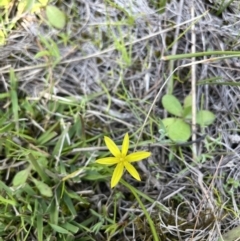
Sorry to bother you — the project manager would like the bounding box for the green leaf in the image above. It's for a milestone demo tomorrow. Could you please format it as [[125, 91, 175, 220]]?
[[218, 226, 240, 241], [46, 5, 66, 29], [37, 214, 43, 241], [61, 222, 79, 234], [37, 121, 58, 145], [32, 179, 53, 197], [103, 223, 118, 236], [21, 183, 36, 196], [182, 106, 192, 119], [162, 95, 183, 117], [196, 110, 215, 127], [0, 196, 16, 206], [0, 123, 13, 133], [183, 94, 192, 108], [63, 193, 77, 216], [62, 168, 84, 181], [10, 69, 19, 132], [28, 153, 50, 182], [49, 223, 70, 234], [162, 118, 175, 128], [162, 118, 191, 142], [52, 121, 71, 157], [12, 168, 30, 186], [49, 199, 59, 225], [34, 50, 51, 58], [83, 171, 110, 181]]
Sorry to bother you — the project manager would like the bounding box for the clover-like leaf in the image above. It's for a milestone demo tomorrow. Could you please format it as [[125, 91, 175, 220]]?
[[162, 118, 191, 142], [162, 94, 183, 117], [197, 110, 215, 127], [162, 117, 175, 129]]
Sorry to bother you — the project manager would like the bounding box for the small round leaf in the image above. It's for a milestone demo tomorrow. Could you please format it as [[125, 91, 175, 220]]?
[[197, 110, 215, 127], [162, 95, 183, 117], [162, 118, 191, 142], [46, 5, 66, 29], [162, 117, 176, 129]]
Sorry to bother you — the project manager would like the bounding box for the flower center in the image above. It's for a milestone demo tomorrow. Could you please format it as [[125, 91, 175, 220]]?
[[119, 155, 125, 162]]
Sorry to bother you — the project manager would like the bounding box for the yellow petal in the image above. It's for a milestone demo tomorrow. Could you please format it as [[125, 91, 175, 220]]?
[[111, 163, 124, 188], [126, 151, 151, 162], [104, 136, 121, 157], [95, 157, 119, 165], [124, 162, 141, 181], [122, 133, 129, 156]]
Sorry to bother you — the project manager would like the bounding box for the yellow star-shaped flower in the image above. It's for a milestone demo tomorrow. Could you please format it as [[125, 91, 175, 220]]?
[[95, 133, 151, 188]]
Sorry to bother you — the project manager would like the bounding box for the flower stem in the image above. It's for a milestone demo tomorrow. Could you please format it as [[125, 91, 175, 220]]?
[[121, 180, 160, 241]]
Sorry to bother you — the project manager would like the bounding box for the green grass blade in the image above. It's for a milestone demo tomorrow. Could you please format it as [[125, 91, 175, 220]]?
[[162, 51, 240, 60], [9, 68, 19, 132], [37, 214, 43, 241], [121, 180, 160, 241], [28, 153, 50, 182]]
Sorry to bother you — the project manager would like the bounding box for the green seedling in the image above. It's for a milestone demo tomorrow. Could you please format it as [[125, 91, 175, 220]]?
[[161, 94, 216, 142]]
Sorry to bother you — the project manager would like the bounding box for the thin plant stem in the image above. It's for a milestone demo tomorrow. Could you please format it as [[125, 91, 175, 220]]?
[[121, 179, 160, 241]]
